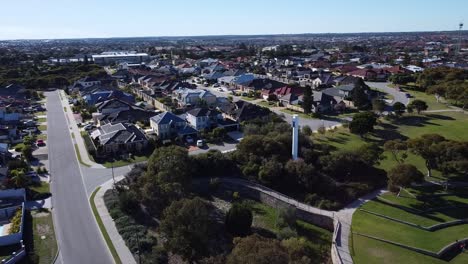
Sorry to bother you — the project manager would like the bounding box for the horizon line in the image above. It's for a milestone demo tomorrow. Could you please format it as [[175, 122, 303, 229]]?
[[1, 29, 466, 42]]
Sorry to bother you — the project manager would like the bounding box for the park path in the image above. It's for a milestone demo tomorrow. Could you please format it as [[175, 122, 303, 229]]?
[[58, 90, 104, 169], [94, 176, 137, 264]]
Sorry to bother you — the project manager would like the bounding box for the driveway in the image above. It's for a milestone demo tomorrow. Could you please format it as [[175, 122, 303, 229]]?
[[366, 82, 410, 106], [46, 91, 113, 264]]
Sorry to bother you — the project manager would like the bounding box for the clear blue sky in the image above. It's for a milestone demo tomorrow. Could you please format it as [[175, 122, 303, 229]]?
[[0, 0, 466, 40]]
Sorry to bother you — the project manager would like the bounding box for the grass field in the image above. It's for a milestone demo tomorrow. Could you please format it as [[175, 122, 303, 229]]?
[[281, 108, 315, 119], [34, 111, 46, 117], [352, 235, 468, 264], [38, 125, 47, 131], [90, 187, 122, 264], [352, 187, 468, 263], [402, 89, 450, 111], [73, 144, 91, 167], [317, 112, 468, 180], [37, 118, 46, 123]]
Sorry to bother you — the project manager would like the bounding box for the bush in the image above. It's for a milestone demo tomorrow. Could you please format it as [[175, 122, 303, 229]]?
[[301, 126, 312, 136], [225, 203, 253, 236], [277, 227, 298, 240], [118, 190, 139, 215], [277, 208, 296, 229]]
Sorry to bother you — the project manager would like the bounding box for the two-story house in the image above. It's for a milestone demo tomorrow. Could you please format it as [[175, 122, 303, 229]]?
[[173, 88, 217, 108], [186, 108, 222, 131], [150, 112, 196, 140]]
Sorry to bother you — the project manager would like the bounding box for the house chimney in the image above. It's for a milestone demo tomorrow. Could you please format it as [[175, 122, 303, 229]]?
[[292, 115, 299, 160]]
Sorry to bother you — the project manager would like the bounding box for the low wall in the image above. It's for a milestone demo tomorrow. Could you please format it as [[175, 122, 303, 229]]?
[[218, 180, 334, 231]]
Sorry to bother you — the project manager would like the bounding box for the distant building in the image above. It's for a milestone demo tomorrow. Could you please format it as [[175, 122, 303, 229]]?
[[92, 51, 150, 65]]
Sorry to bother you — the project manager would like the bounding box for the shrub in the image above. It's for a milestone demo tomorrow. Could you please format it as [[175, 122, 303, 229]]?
[[225, 203, 253, 236], [277, 227, 298, 240], [9, 208, 22, 234], [277, 208, 296, 229]]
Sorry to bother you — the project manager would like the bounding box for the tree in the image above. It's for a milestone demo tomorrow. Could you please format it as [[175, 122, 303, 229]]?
[[227, 234, 289, 264], [384, 139, 408, 164], [302, 86, 312, 114], [301, 125, 312, 136], [372, 99, 386, 114], [407, 99, 428, 114], [349, 112, 376, 137], [352, 79, 371, 109], [407, 134, 446, 177], [22, 145, 33, 161], [225, 203, 253, 236], [10, 169, 29, 188], [160, 198, 213, 261], [387, 164, 424, 193], [392, 102, 406, 117]]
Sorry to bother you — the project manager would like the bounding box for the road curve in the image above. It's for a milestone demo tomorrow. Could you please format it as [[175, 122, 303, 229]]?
[[47, 91, 113, 264]]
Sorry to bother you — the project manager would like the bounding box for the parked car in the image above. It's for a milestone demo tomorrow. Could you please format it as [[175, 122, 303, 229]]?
[[405, 93, 412, 98], [83, 124, 95, 131], [213, 83, 220, 87], [196, 139, 205, 147], [23, 127, 38, 134], [186, 136, 194, 144], [36, 139, 45, 146]]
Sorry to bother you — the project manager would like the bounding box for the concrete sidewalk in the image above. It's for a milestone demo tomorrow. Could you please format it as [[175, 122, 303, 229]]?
[[58, 90, 104, 169], [94, 176, 136, 264]]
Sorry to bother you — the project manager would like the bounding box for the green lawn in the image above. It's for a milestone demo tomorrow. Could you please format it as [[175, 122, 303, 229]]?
[[240, 96, 257, 101], [317, 112, 468, 180], [404, 89, 450, 111], [37, 118, 46, 123], [38, 125, 47, 131], [257, 100, 277, 108], [73, 144, 91, 167], [281, 108, 315, 119], [37, 134, 47, 140], [34, 111, 46, 117], [31, 210, 58, 264], [352, 235, 468, 264], [90, 187, 122, 264], [101, 155, 150, 168], [352, 187, 468, 264], [30, 182, 50, 194]]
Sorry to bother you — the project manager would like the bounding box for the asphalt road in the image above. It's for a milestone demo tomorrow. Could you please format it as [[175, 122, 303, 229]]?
[[47, 91, 113, 264], [366, 81, 410, 106]]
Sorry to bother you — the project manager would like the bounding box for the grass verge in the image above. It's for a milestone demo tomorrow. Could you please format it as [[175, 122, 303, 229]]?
[[90, 187, 122, 264], [73, 144, 90, 167]]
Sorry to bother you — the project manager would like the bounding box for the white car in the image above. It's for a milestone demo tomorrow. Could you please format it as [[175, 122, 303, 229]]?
[[196, 140, 205, 147]]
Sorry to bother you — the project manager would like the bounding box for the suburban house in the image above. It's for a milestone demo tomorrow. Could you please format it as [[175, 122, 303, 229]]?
[[186, 108, 222, 131], [242, 78, 286, 93], [173, 88, 217, 108], [95, 99, 133, 115], [97, 109, 157, 126], [90, 122, 148, 156], [83, 89, 135, 105], [221, 101, 271, 122], [311, 72, 335, 88], [75, 76, 101, 88], [150, 112, 197, 140], [261, 86, 303, 101]]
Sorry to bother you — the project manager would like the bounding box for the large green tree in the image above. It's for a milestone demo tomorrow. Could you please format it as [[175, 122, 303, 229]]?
[[407, 134, 445, 177], [225, 203, 253, 236], [302, 86, 312, 114], [160, 198, 213, 261], [407, 99, 428, 114], [349, 112, 377, 137], [387, 164, 424, 193]]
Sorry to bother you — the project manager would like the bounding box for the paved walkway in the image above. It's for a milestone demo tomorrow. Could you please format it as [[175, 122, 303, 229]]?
[[25, 197, 52, 210], [94, 176, 137, 264], [334, 189, 388, 264], [58, 90, 104, 169]]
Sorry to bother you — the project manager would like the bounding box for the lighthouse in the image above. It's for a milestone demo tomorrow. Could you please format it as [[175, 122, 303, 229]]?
[[292, 114, 299, 160]]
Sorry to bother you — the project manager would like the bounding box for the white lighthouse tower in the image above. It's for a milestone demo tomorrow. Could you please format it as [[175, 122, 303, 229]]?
[[292, 114, 299, 160]]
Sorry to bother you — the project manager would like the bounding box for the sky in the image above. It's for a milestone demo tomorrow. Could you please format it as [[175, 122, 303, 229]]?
[[0, 0, 466, 40]]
